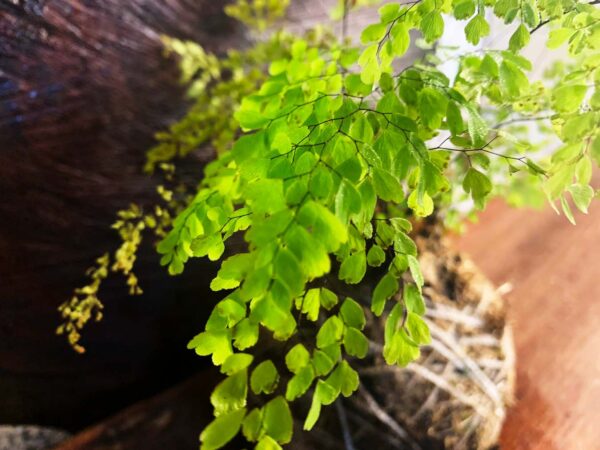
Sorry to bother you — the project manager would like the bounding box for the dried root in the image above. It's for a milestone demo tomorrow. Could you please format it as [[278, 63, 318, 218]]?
[[293, 232, 515, 450]]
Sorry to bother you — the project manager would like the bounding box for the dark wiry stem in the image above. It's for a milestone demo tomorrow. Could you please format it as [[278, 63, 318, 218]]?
[[335, 399, 357, 450]]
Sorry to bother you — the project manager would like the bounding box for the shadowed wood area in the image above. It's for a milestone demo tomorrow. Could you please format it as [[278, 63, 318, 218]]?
[[51, 371, 220, 450], [0, 0, 237, 430], [455, 200, 600, 450]]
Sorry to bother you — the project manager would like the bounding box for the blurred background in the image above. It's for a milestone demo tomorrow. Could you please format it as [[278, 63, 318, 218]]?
[[1, 0, 598, 449]]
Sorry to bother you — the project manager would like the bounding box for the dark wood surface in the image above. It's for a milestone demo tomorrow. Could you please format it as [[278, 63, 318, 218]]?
[[51, 371, 219, 450], [0, 0, 236, 429], [455, 200, 600, 450]]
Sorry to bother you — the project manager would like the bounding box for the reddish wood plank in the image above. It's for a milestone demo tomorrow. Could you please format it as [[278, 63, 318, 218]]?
[[455, 200, 600, 450]]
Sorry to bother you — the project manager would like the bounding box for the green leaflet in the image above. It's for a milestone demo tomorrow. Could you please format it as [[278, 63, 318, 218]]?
[[465, 14, 490, 45], [383, 304, 422, 366], [499, 60, 529, 98], [285, 344, 311, 374], [361, 23, 388, 44], [464, 104, 488, 147], [547, 28, 573, 49], [253, 295, 297, 341], [568, 184, 594, 214], [408, 190, 434, 217], [200, 408, 246, 450], [309, 165, 333, 199], [235, 109, 269, 131], [245, 179, 286, 214], [420, 11, 444, 43], [390, 22, 410, 57], [343, 327, 369, 358], [509, 24, 530, 52], [242, 408, 263, 442], [407, 255, 424, 290], [335, 180, 362, 223], [327, 360, 360, 397], [372, 273, 399, 316], [286, 364, 315, 401], [344, 74, 373, 96], [592, 136, 600, 166], [301, 288, 321, 321], [349, 115, 374, 143], [405, 312, 431, 345], [233, 319, 259, 350], [188, 330, 233, 366], [404, 284, 426, 315], [367, 244, 386, 267], [552, 84, 587, 113], [297, 201, 348, 252], [419, 87, 448, 130], [384, 328, 421, 366], [463, 168, 493, 210], [372, 167, 404, 203], [216, 298, 246, 328], [251, 360, 280, 395], [256, 436, 283, 450], [453, 0, 476, 19], [303, 391, 322, 431], [339, 251, 367, 284], [211, 369, 248, 416], [358, 44, 381, 84], [316, 316, 344, 348], [446, 101, 464, 136], [263, 396, 293, 444], [320, 288, 339, 310], [303, 361, 359, 431], [286, 225, 330, 280], [394, 231, 417, 257], [315, 379, 338, 405], [379, 3, 400, 22], [221, 353, 254, 375], [340, 297, 366, 329], [312, 349, 336, 376]]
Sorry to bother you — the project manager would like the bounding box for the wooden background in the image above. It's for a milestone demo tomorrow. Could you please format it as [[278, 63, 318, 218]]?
[[2, 1, 598, 448], [0, 0, 236, 428], [455, 200, 600, 450]]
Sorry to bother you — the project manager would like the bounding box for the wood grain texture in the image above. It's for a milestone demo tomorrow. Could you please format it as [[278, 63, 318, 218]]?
[[454, 200, 600, 450], [0, 0, 236, 429]]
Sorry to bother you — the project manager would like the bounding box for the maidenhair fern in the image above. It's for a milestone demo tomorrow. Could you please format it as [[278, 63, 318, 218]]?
[[59, 0, 599, 447]]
